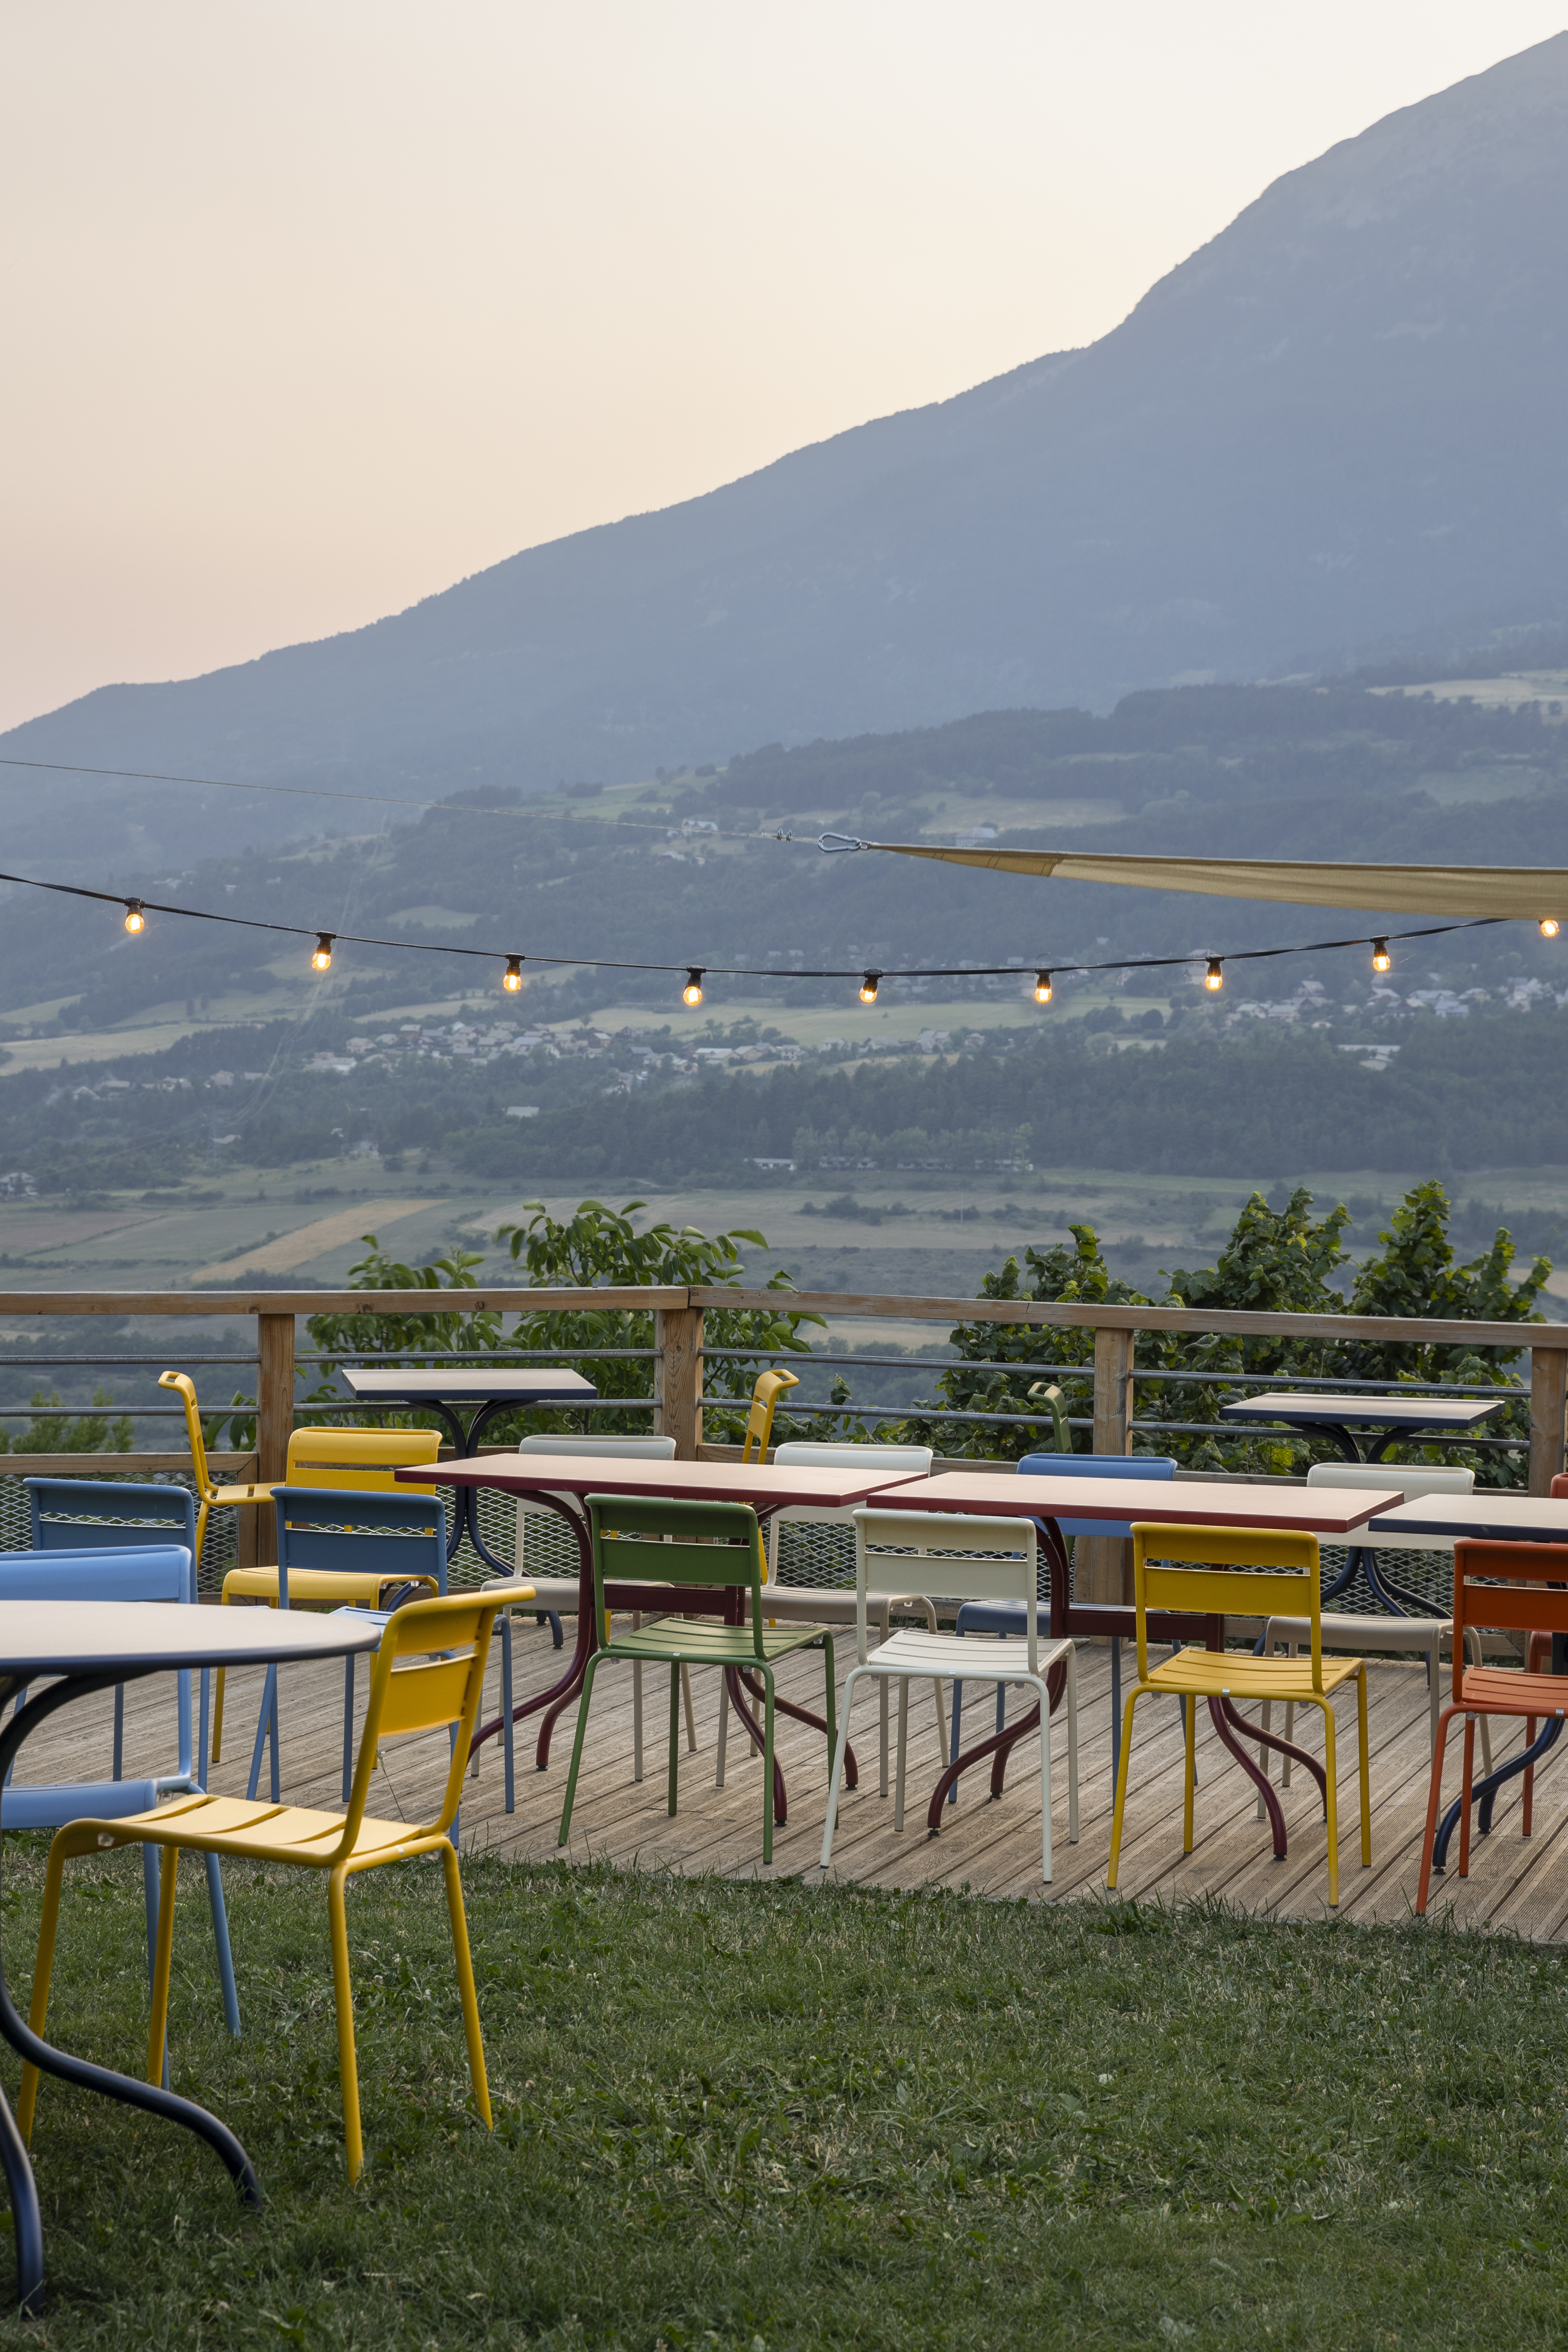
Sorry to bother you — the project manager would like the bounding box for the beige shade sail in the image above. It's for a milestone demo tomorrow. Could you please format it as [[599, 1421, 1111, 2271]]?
[[855, 843, 1568, 921]]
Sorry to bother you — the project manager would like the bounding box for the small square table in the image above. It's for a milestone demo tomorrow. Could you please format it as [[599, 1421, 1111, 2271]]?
[[340, 1366, 598, 1571], [1219, 1390, 1505, 1463]]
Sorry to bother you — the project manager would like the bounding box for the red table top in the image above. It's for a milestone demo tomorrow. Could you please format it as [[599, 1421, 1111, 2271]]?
[[401, 1455, 927, 1511], [884, 1471, 1399, 1536]]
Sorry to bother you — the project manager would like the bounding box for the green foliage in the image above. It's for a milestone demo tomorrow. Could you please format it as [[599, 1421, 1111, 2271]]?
[[7, 1845, 1568, 2348], [0, 1386, 134, 1455]]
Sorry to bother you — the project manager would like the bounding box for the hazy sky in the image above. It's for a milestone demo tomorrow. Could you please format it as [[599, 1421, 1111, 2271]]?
[[3, 3, 1564, 735]]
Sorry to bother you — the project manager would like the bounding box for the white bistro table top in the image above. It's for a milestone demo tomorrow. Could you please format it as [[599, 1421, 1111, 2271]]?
[[0, 1601, 385, 1678], [342, 1367, 595, 1400], [1369, 1493, 1568, 1544], [1221, 1392, 1504, 1430], [885, 1470, 1400, 1537]]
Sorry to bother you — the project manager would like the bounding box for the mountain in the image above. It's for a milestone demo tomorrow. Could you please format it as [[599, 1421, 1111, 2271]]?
[[7, 34, 1568, 833]]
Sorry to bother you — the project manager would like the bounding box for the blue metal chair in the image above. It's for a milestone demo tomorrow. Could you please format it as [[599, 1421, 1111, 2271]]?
[[246, 1488, 447, 1804], [0, 1531, 240, 2045], [950, 1453, 1178, 1795]]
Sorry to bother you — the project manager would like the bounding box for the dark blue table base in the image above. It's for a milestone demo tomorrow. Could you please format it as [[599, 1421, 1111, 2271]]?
[[354, 1390, 597, 1575], [0, 1670, 260, 2314]]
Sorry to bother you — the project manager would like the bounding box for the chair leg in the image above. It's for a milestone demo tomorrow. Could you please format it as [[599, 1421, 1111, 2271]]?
[[820, 1666, 863, 1871], [894, 1677, 910, 1833], [633, 1657, 644, 1785], [1064, 1647, 1079, 1843], [19, 1837, 72, 2140], [204, 1853, 241, 2036], [1458, 1714, 1476, 1879], [1416, 1705, 1457, 1913], [1356, 1666, 1371, 1869], [1106, 1689, 1143, 1890], [247, 1662, 280, 1803], [327, 1865, 364, 2183], [667, 1663, 681, 1817], [948, 1674, 963, 1806], [822, 1638, 837, 1784], [146, 1846, 179, 2086], [113, 1684, 125, 1781], [439, 1841, 492, 2133], [1283, 1643, 1297, 1788], [1256, 1646, 1274, 1825], [1182, 1686, 1197, 1853], [879, 1676, 890, 1798], [501, 1614, 515, 1814], [1037, 1677, 1054, 1884], [557, 1655, 604, 1846], [1111, 1636, 1120, 1771], [1319, 1699, 1340, 1908], [682, 1663, 697, 1755], [933, 1673, 949, 1767], [715, 1668, 728, 1789], [1427, 1641, 1440, 1754], [198, 1667, 211, 1791], [762, 1668, 777, 1865]]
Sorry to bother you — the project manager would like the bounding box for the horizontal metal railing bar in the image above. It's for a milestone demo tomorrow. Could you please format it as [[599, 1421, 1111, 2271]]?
[[0, 1406, 189, 1420], [0, 1356, 258, 1368], [702, 1348, 1524, 1397], [295, 1347, 658, 1362]]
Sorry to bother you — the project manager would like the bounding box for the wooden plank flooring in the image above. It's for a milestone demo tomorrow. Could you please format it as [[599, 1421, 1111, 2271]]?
[[8, 1622, 1567, 1935]]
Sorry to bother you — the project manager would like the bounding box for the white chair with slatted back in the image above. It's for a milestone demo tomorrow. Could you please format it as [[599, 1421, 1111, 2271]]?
[[819, 1509, 1078, 1882]]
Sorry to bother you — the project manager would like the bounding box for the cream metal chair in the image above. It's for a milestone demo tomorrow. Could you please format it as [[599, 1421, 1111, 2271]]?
[[1256, 1464, 1488, 1803], [820, 1509, 1078, 1882], [716, 1441, 946, 1798]]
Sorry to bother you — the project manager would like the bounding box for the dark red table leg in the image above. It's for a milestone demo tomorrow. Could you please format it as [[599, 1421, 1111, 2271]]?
[[925, 1660, 1066, 1833], [465, 1491, 596, 1774], [1206, 1695, 1288, 1857], [1217, 1696, 1327, 1812]]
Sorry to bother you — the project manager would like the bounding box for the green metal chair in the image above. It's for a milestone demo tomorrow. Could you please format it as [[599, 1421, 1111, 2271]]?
[[558, 1493, 840, 1865]]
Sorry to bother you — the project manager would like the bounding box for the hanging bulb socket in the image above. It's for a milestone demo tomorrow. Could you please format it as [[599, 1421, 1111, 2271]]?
[[858, 969, 881, 1005], [682, 967, 704, 1007], [1542, 917, 1561, 939], [1204, 958, 1224, 993], [502, 956, 524, 992], [311, 933, 334, 973], [123, 899, 145, 935], [1371, 937, 1391, 973], [1033, 970, 1052, 1005]]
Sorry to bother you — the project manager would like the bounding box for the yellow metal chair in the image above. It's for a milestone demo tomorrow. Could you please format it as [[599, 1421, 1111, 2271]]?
[[739, 1367, 799, 1462], [19, 1586, 529, 2183], [1106, 1523, 1371, 1908], [159, 1369, 277, 1571], [211, 1425, 444, 1761]]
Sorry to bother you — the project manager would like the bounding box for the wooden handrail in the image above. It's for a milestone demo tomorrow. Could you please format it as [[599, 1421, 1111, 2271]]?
[[0, 1287, 692, 1317]]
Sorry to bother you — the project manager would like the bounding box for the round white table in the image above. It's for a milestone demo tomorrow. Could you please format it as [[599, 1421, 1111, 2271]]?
[[0, 1602, 384, 2315]]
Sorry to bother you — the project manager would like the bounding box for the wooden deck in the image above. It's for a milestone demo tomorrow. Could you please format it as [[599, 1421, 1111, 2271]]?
[[11, 1620, 1568, 1936]]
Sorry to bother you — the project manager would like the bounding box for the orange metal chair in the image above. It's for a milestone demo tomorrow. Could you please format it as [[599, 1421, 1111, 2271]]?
[[1416, 1538, 1568, 1912]]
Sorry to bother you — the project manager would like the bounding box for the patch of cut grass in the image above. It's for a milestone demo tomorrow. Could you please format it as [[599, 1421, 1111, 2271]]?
[[0, 1840, 1561, 2347]]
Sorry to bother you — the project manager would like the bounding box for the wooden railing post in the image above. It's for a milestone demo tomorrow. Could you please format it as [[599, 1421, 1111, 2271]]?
[[1079, 1325, 1137, 1604], [1529, 1345, 1568, 1496], [256, 1311, 297, 1560], [654, 1306, 703, 1460]]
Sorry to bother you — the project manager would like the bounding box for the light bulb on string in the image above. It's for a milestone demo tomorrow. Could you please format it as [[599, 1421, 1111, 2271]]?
[[1542, 918, 1561, 939], [682, 968, 704, 1008], [502, 957, 524, 992], [123, 900, 145, 935], [311, 934, 334, 973], [1371, 938, 1391, 973], [1033, 971, 1052, 1005], [1204, 958, 1223, 993], [859, 970, 881, 1005]]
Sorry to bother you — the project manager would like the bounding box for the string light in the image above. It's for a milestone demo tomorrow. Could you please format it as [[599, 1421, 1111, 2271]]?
[[682, 968, 704, 1007], [1033, 970, 1052, 1004], [1542, 918, 1561, 939], [1204, 958, 1224, 992], [311, 933, 333, 973], [502, 957, 524, 992], [1372, 938, 1392, 973], [122, 899, 145, 935], [858, 970, 881, 1004]]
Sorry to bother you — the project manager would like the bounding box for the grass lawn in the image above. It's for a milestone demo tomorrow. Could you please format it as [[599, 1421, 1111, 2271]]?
[[0, 1840, 1561, 2348]]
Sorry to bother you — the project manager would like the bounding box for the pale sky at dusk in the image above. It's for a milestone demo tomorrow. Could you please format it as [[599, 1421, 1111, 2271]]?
[[3, 2, 1564, 736]]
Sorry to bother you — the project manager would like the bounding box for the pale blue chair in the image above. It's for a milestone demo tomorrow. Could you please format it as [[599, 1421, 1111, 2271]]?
[[246, 1487, 447, 1804], [0, 1529, 240, 2045], [950, 1452, 1178, 1794]]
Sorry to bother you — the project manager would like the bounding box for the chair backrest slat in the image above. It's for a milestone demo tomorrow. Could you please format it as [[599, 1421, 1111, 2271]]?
[[850, 1508, 1038, 1669], [274, 1486, 447, 1603], [25, 1478, 197, 1558], [1305, 1463, 1474, 1500], [344, 1593, 515, 1846], [1131, 1523, 1321, 1686], [285, 1427, 441, 1494], [587, 1493, 765, 1653]]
